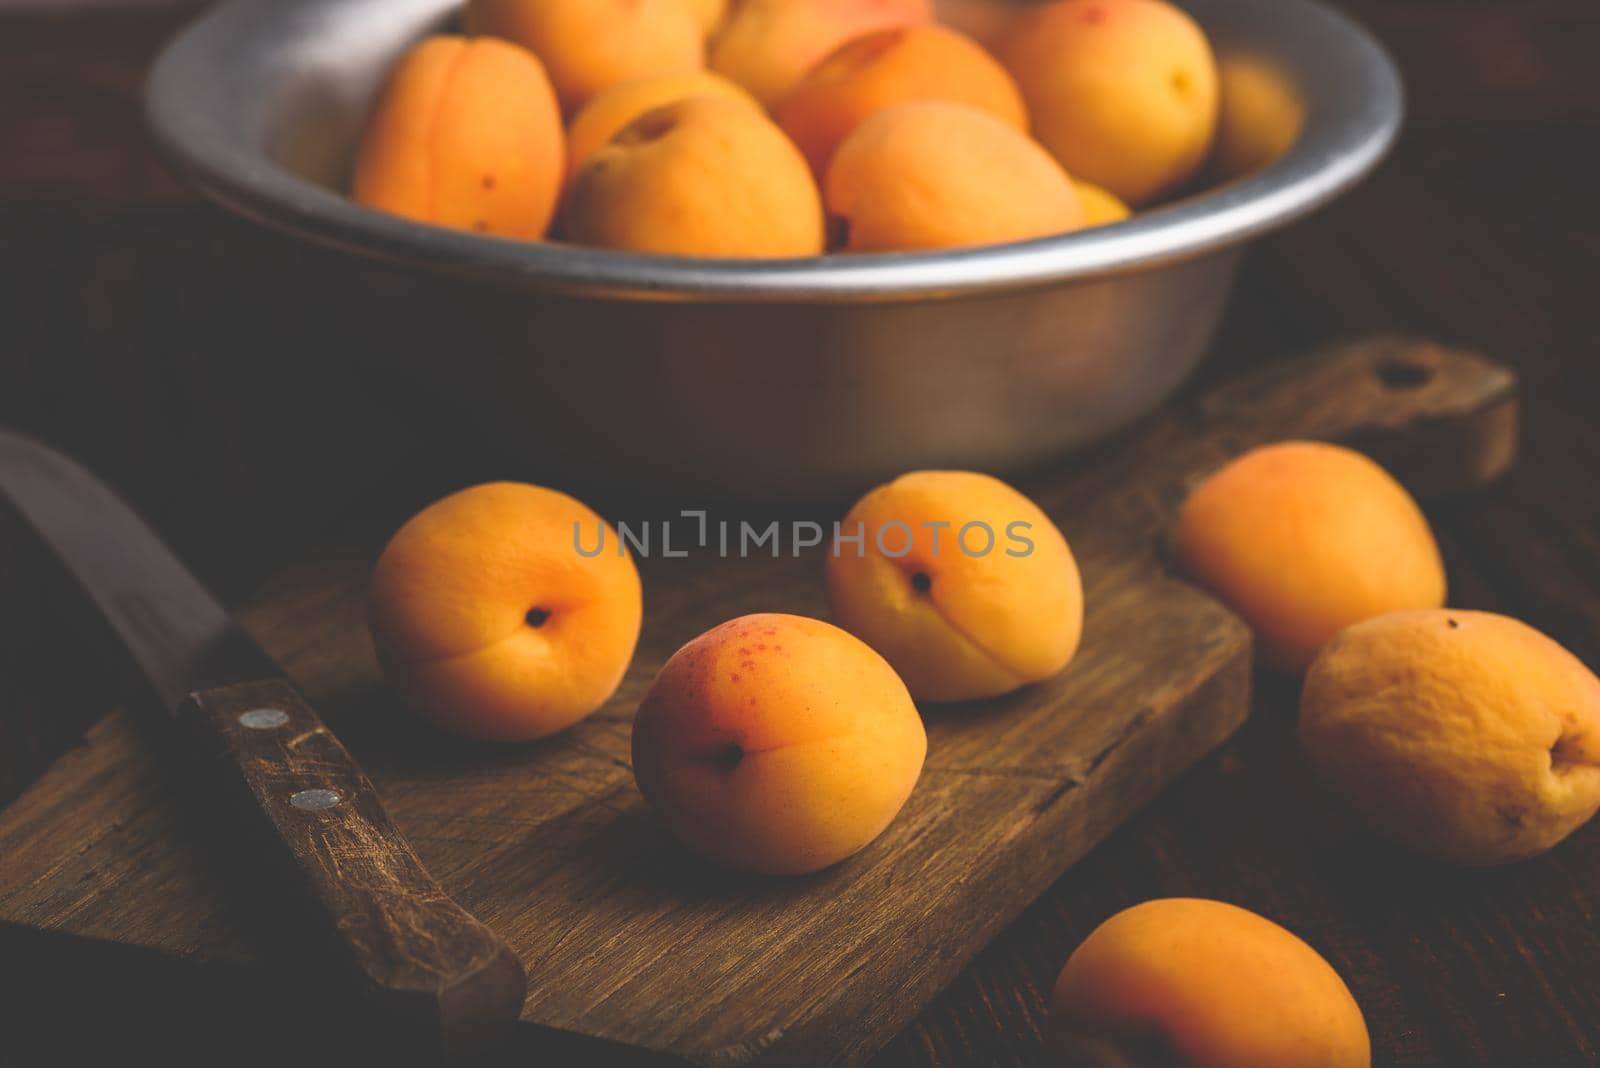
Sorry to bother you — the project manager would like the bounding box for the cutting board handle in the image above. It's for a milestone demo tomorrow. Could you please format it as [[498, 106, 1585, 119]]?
[[177, 677, 526, 1057]]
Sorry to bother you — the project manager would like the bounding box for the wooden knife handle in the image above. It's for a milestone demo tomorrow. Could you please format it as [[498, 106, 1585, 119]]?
[[176, 677, 526, 1057]]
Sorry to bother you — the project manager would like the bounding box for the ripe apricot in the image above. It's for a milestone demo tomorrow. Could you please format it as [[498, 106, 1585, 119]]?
[[352, 36, 563, 239], [710, 0, 933, 111], [631, 613, 927, 874], [825, 101, 1083, 252], [566, 71, 759, 180], [826, 470, 1083, 702], [1075, 180, 1132, 227], [1214, 54, 1305, 181], [1052, 899, 1371, 1068], [1302, 609, 1600, 865], [780, 24, 1027, 175], [564, 96, 824, 257], [1174, 441, 1446, 674], [368, 482, 642, 742], [466, 0, 703, 112], [687, 0, 729, 37], [1000, 0, 1219, 206]]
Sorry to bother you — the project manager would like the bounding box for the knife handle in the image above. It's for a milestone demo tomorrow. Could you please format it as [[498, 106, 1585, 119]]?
[[176, 677, 526, 1057]]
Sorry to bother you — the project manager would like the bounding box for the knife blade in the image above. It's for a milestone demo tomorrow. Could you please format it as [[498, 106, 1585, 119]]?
[[0, 428, 525, 1057]]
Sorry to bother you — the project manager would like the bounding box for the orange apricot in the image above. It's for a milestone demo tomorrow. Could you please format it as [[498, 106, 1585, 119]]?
[[1000, 0, 1219, 206], [780, 24, 1027, 175], [1052, 899, 1371, 1067], [632, 613, 927, 874], [566, 71, 759, 180], [1074, 180, 1132, 227], [466, 0, 704, 112], [1174, 441, 1446, 674], [687, 0, 729, 37], [710, 0, 933, 111], [826, 470, 1083, 702], [352, 35, 563, 239], [565, 96, 824, 257], [1302, 610, 1600, 865], [368, 483, 642, 743], [825, 101, 1083, 252], [1213, 54, 1305, 181]]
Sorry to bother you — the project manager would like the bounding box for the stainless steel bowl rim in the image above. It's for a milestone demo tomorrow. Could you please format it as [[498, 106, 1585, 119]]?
[[144, 0, 1404, 304]]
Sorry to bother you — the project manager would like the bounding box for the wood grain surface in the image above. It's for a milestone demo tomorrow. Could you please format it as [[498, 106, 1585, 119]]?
[[0, 339, 1515, 1066], [1, 1, 1598, 1065]]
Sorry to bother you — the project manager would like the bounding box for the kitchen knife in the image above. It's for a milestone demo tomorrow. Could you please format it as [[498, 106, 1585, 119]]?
[[0, 428, 525, 1057]]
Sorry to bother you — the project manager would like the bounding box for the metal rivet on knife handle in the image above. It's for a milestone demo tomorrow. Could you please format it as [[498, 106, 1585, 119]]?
[[238, 708, 290, 730], [289, 788, 343, 811]]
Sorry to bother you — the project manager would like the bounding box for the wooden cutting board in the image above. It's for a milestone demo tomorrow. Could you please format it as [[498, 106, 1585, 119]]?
[[0, 338, 1516, 1066]]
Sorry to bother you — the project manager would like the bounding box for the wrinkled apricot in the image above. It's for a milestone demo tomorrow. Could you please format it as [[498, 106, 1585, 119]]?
[[467, 0, 704, 112], [780, 24, 1027, 175], [565, 96, 824, 257], [1302, 609, 1600, 865], [632, 613, 927, 874], [1000, 0, 1219, 206], [826, 101, 1083, 252], [352, 36, 563, 239], [710, 0, 932, 110], [1174, 441, 1446, 674], [566, 70, 759, 179]]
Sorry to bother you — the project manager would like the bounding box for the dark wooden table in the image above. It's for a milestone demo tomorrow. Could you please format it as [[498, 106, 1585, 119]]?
[[2, 2, 1598, 1065]]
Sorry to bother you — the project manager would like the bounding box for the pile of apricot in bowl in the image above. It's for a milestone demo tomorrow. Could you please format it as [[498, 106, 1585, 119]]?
[[349, 0, 1292, 257]]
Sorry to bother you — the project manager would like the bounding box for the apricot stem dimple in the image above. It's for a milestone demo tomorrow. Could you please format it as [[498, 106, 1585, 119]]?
[[713, 742, 745, 772], [526, 607, 552, 628], [911, 571, 933, 594], [1550, 734, 1596, 775]]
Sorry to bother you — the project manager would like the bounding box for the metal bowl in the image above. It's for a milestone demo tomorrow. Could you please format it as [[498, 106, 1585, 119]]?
[[146, 0, 1401, 498]]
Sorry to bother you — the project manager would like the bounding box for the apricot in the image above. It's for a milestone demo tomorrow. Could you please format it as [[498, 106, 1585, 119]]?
[[1214, 54, 1306, 181], [1052, 899, 1371, 1068], [1075, 180, 1132, 227], [565, 71, 759, 180], [564, 96, 824, 257], [466, 0, 703, 112], [780, 24, 1027, 175], [1174, 441, 1446, 674], [1302, 609, 1600, 865], [825, 101, 1083, 252], [710, 0, 933, 111], [999, 0, 1219, 206], [826, 470, 1082, 702], [631, 613, 927, 875], [368, 483, 642, 743], [687, 0, 729, 37], [351, 36, 563, 239]]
